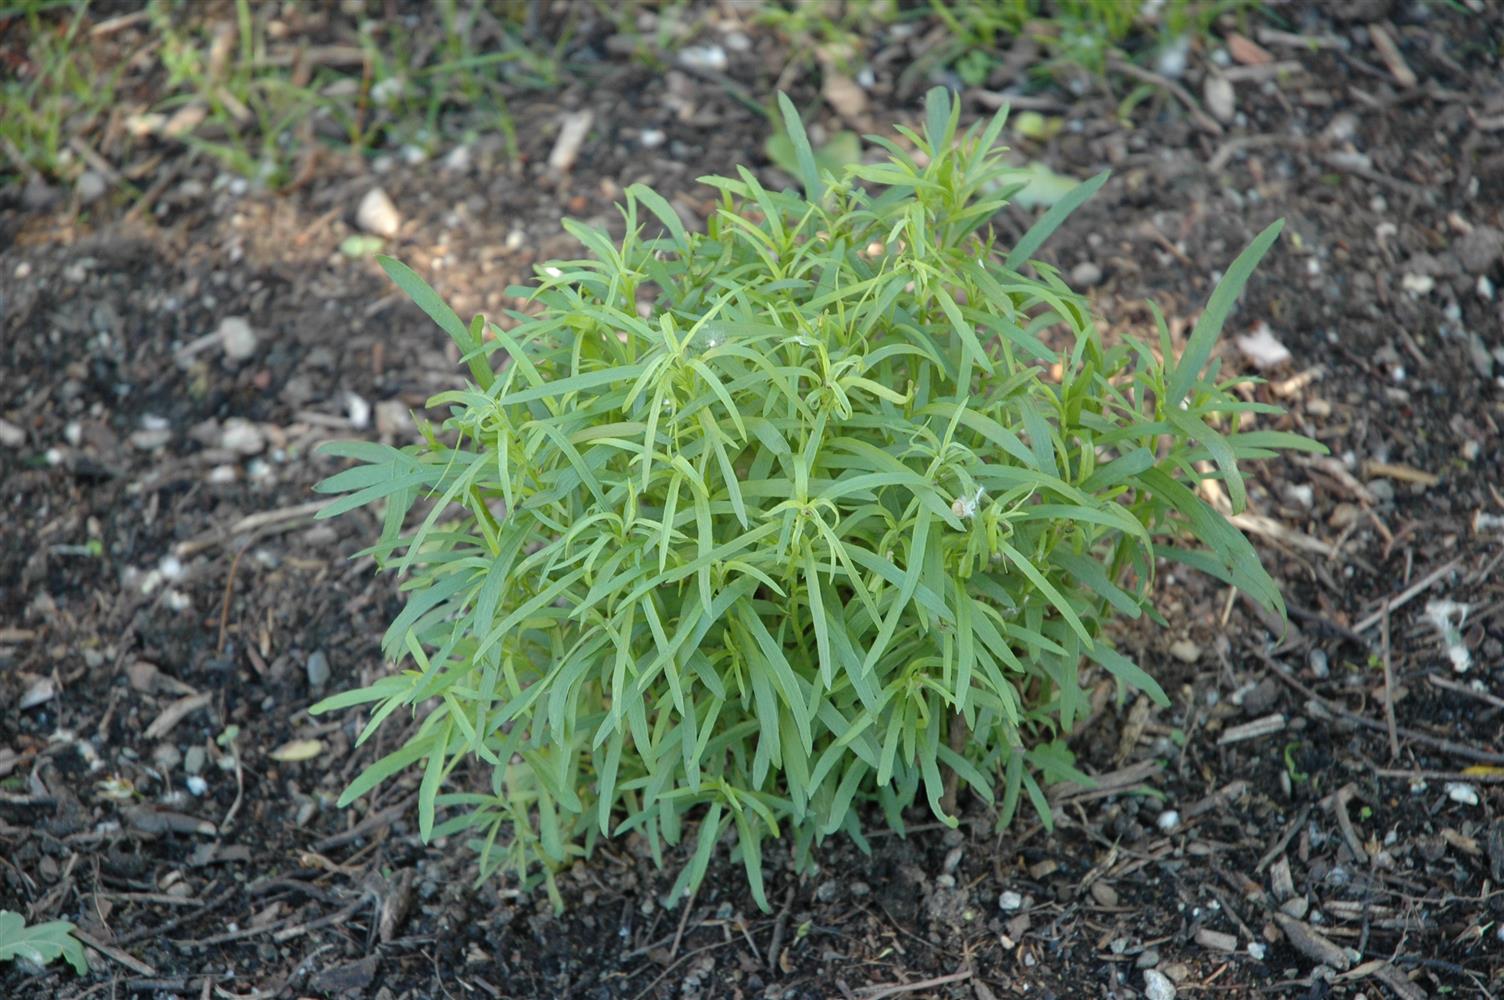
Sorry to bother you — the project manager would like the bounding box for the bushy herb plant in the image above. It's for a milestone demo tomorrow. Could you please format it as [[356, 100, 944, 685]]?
[[313, 89, 1318, 909]]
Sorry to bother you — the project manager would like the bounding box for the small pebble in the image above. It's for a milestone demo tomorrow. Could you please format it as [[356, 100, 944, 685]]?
[[1144, 968, 1177, 1000], [356, 187, 401, 238], [999, 890, 1023, 911], [1136, 948, 1161, 969], [186, 775, 208, 796], [220, 419, 265, 455], [1445, 782, 1480, 806], [306, 650, 331, 689], [1169, 639, 1200, 663], [218, 316, 258, 362], [1156, 809, 1181, 833], [184, 746, 206, 776], [76, 170, 107, 204], [1070, 261, 1103, 287], [677, 44, 728, 72], [1204, 75, 1235, 123]]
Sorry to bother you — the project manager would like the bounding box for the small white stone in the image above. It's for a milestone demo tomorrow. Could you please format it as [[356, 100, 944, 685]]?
[[442, 145, 471, 172], [207, 464, 238, 485], [1445, 782, 1480, 806], [640, 128, 666, 149], [218, 316, 258, 362], [1156, 809, 1181, 833], [1401, 273, 1435, 296], [0, 418, 25, 448], [677, 44, 728, 72], [1236, 322, 1292, 370], [186, 775, 208, 796], [76, 171, 107, 205], [345, 392, 371, 429], [1204, 75, 1235, 123], [356, 187, 401, 238], [998, 890, 1024, 911], [1070, 261, 1103, 287], [1169, 639, 1201, 663], [1144, 968, 1177, 1000], [220, 418, 265, 455]]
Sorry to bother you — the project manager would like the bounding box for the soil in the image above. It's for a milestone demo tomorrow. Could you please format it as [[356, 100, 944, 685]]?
[[3, 3, 1504, 999]]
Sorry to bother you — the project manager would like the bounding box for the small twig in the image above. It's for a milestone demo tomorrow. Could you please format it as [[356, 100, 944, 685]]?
[[766, 886, 795, 971], [1426, 673, 1504, 711], [1264, 654, 1504, 764], [667, 888, 696, 963], [1380, 601, 1399, 761], [1374, 767, 1504, 784], [1352, 558, 1462, 633], [1108, 58, 1223, 135], [1330, 785, 1368, 864], [114, 884, 234, 947], [174, 500, 328, 559], [72, 928, 156, 976], [1255, 804, 1311, 874], [857, 967, 974, 1000], [217, 544, 250, 654]]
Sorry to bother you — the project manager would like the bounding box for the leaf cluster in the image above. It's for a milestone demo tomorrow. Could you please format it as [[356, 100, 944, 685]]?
[[313, 88, 1319, 909]]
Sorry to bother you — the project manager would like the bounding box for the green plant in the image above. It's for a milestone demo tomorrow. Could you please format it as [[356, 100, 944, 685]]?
[[0, 910, 87, 974], [313, 88, 1319, 910]]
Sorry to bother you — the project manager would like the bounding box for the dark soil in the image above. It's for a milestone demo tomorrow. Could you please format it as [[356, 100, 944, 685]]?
[[4, 3, 1504, 998]]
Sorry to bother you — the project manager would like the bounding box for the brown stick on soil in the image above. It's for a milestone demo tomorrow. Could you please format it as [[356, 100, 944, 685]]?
[[939, 711, 970, 817]]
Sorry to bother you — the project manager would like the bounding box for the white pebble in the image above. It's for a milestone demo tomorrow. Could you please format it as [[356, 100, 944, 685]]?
[[356, 187, 401, 238], [1156, 809, 1181, 833], [1445, 782, 1480, 806], [999, 890, 1023, 911], [186, 775, 208, 796], [1144, 968, 1177, 1000], [218, 316, 258, 362], [677, 44, 728, 72]]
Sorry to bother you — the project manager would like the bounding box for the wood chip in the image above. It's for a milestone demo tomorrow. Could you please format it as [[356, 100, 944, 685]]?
[[1269, 856, 1295, 900], [1226, 32, 1274, 65], [1194, 927, 1239, 952], [143, 692, 211, 740], [1363, 460, 1439, 487], [124, 805, 217, 837], [1274, 913, 1351, 971], [548, 110, 594, 175], [1367, 24, 1417, 89], [1216, 713, 1286, 745]]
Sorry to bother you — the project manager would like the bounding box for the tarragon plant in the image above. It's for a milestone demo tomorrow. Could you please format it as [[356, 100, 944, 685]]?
[[312, 89, 1319, 909]]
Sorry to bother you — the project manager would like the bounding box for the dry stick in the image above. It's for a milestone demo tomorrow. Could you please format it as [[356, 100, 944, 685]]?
[[1352, 557, 1462, 633], [1255, 804, 1312, 874], [1108, 58, 1224, 135], [1426, 673, 1504, 711], [858, 968, 975, 1000], [71, 928, 155, 976], [766, 885, 795, 971], [114, 884, 235, 947], [1263, 654, 1504, 764], [1375, 767, 1504, 784], [667, 888, 696, 963], [1380, 601, 1399, 761], [628, 940, 739, 1000], [216, 543, 250, 654]]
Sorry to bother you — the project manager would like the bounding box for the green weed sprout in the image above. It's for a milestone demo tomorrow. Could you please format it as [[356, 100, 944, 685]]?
[[312, 89, 1319, 910]]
